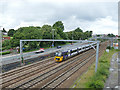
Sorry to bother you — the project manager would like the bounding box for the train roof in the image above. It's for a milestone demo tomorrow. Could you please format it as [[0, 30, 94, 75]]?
[[59, 42, 96, 52]]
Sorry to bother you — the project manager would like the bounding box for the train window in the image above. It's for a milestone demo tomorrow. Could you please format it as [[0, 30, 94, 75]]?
[[63, 52, 68, 56], [68, 52, 70, 55], [55, 52, 62, 56], [71, 49, 78, 53]]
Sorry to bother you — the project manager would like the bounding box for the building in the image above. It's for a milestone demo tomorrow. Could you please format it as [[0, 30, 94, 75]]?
[[2, 37, 11, 42], [113, 43, 118, 49], [2, 32, 8, 35]]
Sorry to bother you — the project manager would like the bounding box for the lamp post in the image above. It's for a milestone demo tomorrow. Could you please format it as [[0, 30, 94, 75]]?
[[52, 29, 55, 47]]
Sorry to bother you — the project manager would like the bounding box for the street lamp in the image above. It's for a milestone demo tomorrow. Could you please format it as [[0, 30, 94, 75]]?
[[52, 29, 55, 47]]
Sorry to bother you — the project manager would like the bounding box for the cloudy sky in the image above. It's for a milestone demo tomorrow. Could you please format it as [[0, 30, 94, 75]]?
[[0, 0, 118, 35]]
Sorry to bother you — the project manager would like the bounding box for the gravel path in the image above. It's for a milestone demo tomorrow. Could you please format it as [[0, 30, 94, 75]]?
[[104, 52, 120, 89]]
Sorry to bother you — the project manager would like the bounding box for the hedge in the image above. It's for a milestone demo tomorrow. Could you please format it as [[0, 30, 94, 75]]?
[[0, 51, 11, 55]]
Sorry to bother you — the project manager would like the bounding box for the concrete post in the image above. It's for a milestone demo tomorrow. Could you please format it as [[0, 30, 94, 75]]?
[[20, 40, 24, 65], [95, 42, 99, 72], [52, 29, 55, 47], [111, 39, 113, 47]]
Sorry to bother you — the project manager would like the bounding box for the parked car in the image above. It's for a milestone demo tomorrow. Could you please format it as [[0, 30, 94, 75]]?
[[57, 46, 61, 49], [35, 48, 45, 53]]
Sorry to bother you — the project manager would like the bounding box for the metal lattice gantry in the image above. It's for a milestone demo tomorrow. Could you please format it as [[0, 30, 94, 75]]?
[[20, 39, 100, 72]]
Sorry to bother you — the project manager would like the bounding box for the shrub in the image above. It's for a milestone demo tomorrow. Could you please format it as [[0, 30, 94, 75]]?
[[91, 73, 105, 82], [100, 59, 108, 63], [106, 46, 114, 50], [106, 46, 111, 49], [98, 66, 109, 78], [87, 80, 104, 88], [1, 51, 11, 55], [100, 63, 110, 70]]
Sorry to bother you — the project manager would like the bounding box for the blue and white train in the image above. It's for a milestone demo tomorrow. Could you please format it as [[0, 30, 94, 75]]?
[[54, 43, 97, 62]]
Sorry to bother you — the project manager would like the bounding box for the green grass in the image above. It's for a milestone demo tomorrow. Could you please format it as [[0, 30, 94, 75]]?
[[2, 35, 9, 37], [71, 49, 118, 88], [10, 37, 13, 39]]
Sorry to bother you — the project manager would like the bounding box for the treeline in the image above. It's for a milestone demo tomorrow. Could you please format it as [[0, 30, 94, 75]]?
[[3, 21, 92, 51]]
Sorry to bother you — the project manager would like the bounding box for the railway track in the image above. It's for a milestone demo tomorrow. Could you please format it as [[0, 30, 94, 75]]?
[[42, 53, 95, 89], [2, 44, 92, 89], [42, 42, 107, 89], [58, 41, 108, 88], [28, 42, 108, 89], [1, 57, 54, 78], [2, 42, 89, 78], [1, 58, 56, 89], [2, 62, 57, 88], [2, 41, 108, 89], [8, 49, 96, 89]]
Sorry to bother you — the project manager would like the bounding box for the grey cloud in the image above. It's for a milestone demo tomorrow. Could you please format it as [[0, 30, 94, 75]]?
[[4, 2, 117, 21], [0, 0, 118, 34]]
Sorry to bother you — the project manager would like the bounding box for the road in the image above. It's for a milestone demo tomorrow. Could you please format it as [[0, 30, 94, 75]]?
[[2, 42, 88, 65]]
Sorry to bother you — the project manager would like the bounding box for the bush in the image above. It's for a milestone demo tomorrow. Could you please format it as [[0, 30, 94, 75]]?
[[5, 46, 11, 50], [106, 46, 111, 49], [1, 51, 11, 55], [100, 63, 110, 70], [87, 80, 104, 88], [106, 46, 114, 50], [90, 72, 105, 82], [98, 67, 109, 78], [100, 59, 108, 63]]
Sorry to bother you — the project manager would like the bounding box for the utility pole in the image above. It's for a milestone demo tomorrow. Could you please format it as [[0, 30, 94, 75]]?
[[72, 31, 73, 44], [20, 41, 24, 66], [52, 29, 55, 47], [95, 42, 100, 72]]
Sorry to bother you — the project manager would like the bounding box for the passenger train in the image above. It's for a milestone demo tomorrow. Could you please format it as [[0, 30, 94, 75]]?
[[54, 43, 97, 62]]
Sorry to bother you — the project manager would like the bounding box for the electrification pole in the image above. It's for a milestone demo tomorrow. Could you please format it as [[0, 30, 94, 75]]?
[[52, 29, 55, 47], [95, 42, 99, 72], [20, 41, 24, 65], [72, 31, 73, 44]]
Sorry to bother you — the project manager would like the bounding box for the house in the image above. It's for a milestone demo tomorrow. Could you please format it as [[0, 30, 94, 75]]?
[[2, 32, 8, 35], [2, 37, 11, 42]]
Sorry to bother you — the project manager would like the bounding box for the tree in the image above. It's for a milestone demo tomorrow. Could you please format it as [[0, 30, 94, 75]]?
[[10, 39, 19, 48], [8, 29, 16, 37], [2, 28, 7, 32], [13, 32, 25, 39], [74, 27, 83, 32], [42, 25, 52, 32], [53, 21, 64, 31], [107, 33, 115, 37], [2, 40, 11, 47]]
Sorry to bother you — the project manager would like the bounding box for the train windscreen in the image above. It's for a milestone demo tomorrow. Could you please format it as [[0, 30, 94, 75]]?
[[55, 52, 62, 56]]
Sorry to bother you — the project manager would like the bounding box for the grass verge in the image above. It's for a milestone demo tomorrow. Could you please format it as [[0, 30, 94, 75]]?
[[71, 49, 118, 88]]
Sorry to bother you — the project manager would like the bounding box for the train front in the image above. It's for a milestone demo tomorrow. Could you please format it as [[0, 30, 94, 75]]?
[[54, 51, 63, 62]]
